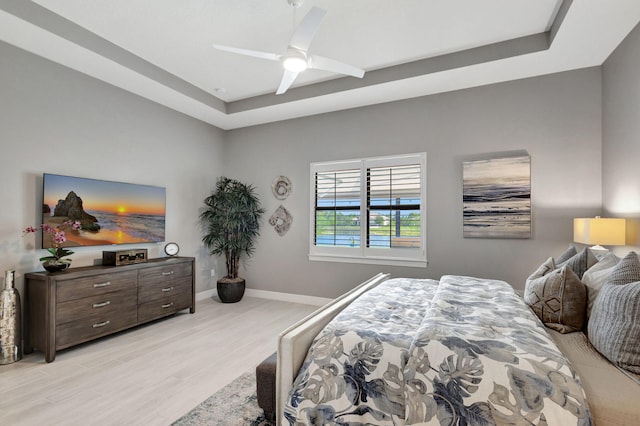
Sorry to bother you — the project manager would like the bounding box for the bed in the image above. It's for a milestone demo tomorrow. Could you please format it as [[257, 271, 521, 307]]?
[[277, 274, 592, 425]]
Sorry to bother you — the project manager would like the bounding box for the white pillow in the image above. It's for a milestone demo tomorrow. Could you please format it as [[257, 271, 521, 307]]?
[[582, 252, 620, 319]]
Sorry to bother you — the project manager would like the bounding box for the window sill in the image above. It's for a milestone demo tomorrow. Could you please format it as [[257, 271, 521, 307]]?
[[309, 254, 427, 268]]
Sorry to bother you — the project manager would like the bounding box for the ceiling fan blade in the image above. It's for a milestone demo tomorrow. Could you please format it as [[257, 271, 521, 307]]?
[[289, 6, 327, 51], [308, 54, 365, 78], [276, 70, 299, 95], [213, 44, 279, 61]]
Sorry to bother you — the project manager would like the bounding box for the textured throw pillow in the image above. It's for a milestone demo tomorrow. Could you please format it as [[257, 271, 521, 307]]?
[[582, 252, 619, 319], [602, 251, 640, 286], [555, 244, 578, 265], [525, 257, 556, 286], [588, 279, 640, 374], [557, 247, 599, 279], [524, 264, 587, 333]]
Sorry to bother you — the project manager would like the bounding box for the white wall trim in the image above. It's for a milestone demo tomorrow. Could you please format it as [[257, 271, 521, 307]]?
[[196, 289, 216, 301], [196, 288, 332, 307]]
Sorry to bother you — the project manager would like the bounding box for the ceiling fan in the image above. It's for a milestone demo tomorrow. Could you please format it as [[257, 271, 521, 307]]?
[[213, 0, 365, 95]]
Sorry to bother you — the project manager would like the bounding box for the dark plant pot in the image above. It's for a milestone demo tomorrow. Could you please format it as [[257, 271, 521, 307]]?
[[217, 278, 245, 303], [42, 261, 70, 273]]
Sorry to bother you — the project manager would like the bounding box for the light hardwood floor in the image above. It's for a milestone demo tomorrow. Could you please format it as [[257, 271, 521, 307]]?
[[0, 296, 318, 426]]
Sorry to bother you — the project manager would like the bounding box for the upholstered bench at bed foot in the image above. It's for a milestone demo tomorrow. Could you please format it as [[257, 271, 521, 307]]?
[[256, 352, 277, 421]]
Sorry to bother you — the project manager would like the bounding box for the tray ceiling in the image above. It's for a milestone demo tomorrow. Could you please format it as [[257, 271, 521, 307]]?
[[1, 0, 639, 129]]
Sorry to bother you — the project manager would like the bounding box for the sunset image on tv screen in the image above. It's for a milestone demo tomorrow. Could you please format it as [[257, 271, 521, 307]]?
[[42, 173, 166, 248]]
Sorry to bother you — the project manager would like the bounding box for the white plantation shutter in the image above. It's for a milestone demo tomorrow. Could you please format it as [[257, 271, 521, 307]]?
[[367, 163, 422, 249], [314, 168, 361, 247], [310, 153, 427, 267]]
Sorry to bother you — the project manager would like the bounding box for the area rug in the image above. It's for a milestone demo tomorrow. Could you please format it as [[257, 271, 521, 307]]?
[[172, 370, 274, 426]]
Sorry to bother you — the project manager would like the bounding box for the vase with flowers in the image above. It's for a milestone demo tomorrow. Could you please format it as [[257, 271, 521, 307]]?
[[23, 220, 81, 272]]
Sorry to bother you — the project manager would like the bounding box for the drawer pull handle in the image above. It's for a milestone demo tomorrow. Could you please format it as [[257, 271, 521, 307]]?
[[161, 271, 174, 276], [93, 320, 111, 328], [161, 286, 174, 292], [162, 302, 174, 309], [93, 281, 111, 288], [93, 301, 111, 308]]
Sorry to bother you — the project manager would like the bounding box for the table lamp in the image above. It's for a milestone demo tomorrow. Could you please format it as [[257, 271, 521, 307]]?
[[573, 216, 626, 252]]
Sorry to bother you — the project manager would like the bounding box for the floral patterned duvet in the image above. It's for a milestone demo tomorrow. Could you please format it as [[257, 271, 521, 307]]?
[[284, 276, 591, 425]]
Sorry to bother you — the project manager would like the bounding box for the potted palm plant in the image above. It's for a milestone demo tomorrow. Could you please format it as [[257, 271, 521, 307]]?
[[201, 177, 265, 303]]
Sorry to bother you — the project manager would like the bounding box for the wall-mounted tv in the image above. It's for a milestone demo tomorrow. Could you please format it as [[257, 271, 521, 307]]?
[[42, 173, 166, 248]]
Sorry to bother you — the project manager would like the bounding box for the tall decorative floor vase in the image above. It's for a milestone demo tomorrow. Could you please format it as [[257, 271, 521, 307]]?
[[0, 270, 22, 364]]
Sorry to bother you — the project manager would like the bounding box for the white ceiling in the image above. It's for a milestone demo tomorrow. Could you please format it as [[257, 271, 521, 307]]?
[[1, 0, 640, 130]]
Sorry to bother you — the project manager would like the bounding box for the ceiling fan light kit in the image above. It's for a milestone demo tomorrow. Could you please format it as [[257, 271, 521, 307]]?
[[282, 51, 308, 72], [213, 2, 365, 95]]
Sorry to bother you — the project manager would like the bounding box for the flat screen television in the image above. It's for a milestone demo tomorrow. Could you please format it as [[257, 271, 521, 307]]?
[[42, 173, 166, 248]]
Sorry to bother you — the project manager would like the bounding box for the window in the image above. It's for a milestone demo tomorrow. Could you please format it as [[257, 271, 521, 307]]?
[[309, 153, 427, 267]]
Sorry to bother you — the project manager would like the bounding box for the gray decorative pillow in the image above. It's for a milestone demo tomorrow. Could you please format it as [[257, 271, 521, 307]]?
[[524, 264, 586, 333], [603, 251, 640, 286], [556, 244, 578, 264], [588, 279, 640, 374], [557, 247, 599, 279], [582, 252, 619, 319], [525, 257, 555, 287]]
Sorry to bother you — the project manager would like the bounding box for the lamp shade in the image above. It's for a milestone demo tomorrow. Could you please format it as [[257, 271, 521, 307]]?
[[573, 217, 626, 246]]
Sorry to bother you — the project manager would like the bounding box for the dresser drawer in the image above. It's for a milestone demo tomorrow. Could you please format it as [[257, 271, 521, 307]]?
[[137, 291, 192, 323], [56, 309, 137, 350], [138, 262, 192, 286], [56, 271, 138, 303], [138, 276, 191, 304], [56, 287, 137, 325]]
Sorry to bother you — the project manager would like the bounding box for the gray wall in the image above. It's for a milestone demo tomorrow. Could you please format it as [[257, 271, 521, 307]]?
[[602, 22, 640, 253], [0, 41, 226, 296], [225, 68, 603, 298], [0, 36, 610, 301]]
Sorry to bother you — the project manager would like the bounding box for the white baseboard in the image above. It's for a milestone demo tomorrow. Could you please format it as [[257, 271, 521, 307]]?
[[196, 288, 331, 307], [245, 288, 332, 306], [196, 289, 216, 301]]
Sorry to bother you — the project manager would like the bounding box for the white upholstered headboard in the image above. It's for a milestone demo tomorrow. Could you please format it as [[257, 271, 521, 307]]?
[[275, 272, 390, 424]]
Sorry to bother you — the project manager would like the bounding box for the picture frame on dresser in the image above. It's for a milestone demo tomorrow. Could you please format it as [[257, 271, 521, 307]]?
[[24, 257, 195, 362]]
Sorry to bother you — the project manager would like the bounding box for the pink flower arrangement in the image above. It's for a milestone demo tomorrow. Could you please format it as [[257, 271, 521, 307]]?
[[23, 220, 81, 263]]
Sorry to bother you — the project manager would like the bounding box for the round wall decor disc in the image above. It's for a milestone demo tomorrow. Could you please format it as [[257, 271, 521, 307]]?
[[272, 175, 292, 199]]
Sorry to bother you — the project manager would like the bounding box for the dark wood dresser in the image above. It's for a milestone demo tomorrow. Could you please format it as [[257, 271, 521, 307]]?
[[24, 256, 195, 362]]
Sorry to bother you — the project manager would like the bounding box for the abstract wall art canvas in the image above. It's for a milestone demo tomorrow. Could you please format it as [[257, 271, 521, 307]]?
[[463, 155, 531, 238]]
